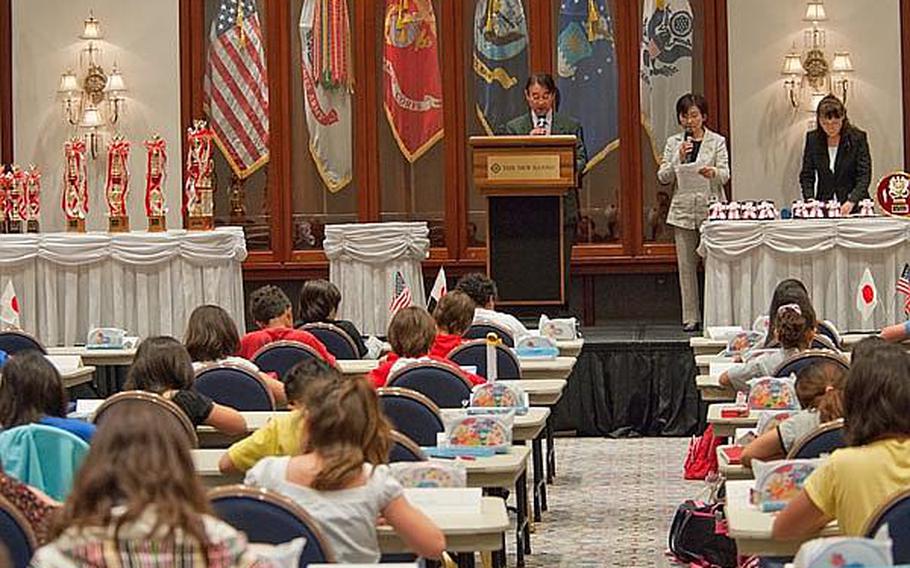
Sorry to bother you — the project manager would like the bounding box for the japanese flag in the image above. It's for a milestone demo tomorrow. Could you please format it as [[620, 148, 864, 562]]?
[[426, 266, 447, 312], [856, 268, 878, 321], [0, 280, 19, 330]]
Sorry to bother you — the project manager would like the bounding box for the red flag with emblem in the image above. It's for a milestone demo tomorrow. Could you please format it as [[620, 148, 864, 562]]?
[[382, 0, 444, 162]]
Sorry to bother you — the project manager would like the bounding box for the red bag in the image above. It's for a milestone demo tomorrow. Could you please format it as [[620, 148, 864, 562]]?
[[684, 424, 724, 480]]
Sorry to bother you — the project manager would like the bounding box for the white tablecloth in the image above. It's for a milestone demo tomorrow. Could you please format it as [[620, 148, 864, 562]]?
[[0, 227, 247, 346], [702, 217, 910, 331], [325, 222, 429, 336]]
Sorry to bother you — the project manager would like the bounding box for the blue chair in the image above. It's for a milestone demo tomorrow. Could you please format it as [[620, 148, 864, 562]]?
[[93, 391, 198, 448], [300, 323, 359, 360], [464, 323, 515, 348], [387, 361, 474, 409], [0, 424, 89, 501], [449, 340, 522, 380], [209, 485, 335, 566], [194, 363, 274, 411], [389, 430, 427, 463], [0, 493, 37, 568], [864, 487, 910, 563], [252, 341, 323, 380], [0, 331, 45, 355], [810, 334, 840, 352], [773, 350, 849, 378], [378, 387, 444, 447], [816, 320, 842, 350], [786, 420, 846, 459]]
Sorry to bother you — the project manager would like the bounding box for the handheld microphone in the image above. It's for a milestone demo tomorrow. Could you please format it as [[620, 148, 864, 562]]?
[[683, 128, 695, 163]]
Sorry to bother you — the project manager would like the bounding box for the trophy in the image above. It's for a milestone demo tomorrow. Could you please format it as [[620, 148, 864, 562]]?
[[0, 170, 9, 234], [144, 135, 168, 232], [7, 166, 26, 233], [876, 172, 910, 217], [105, 136, 131, 232], [184, 120, 215, 231], [24, 165, 41, 233], [63, 138, 89, 232]]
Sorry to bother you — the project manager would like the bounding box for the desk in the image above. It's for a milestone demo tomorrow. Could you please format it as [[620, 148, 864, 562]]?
[[47, 346, 136, 367], [696, 375, 736, 402], [725, 479, 839, 556], [61, 365, 96, 389], [707, 404, 759, 437], [717, 445, 752, 480], [690, 336, 727, 357], [337, 358, 576, 382]]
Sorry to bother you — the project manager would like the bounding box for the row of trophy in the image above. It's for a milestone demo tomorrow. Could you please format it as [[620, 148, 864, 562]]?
[[790, 198, 876, 219], [708, 200, 779, 221], [0, 165, 42, 233]]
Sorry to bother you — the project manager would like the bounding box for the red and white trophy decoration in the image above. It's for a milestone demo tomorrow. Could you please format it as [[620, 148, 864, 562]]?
[[63, 137, 89, 232], [876, 171, 910, 217], [105, 136, 131, 232], [144, 135, 167, 232], [0, 170, 10, 233], [184, 120, 215, 231], [7, 166, 26, 234], [24, 165, 41, 233]]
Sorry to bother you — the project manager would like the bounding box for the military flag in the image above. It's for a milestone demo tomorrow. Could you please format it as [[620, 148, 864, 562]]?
[[473, 0, 529, 134]]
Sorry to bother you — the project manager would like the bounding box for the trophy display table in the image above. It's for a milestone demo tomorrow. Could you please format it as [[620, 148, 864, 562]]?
[[702, 217, 909, 331], [0, 227, 247, 346], [324, 222, 429, 336]]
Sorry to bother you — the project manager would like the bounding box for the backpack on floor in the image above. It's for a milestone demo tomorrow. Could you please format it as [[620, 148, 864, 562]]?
[[668, 500, 738, 568], [684, 424, 723, 480]]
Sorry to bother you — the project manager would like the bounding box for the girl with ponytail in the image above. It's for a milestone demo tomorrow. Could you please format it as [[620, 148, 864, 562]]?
[[245, 375, 445, 563]]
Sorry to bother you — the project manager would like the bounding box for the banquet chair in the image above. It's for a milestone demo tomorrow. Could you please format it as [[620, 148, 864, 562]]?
[[464, 323, 516, 348], [92, 391, 198, 448], [252, 341, 324, 380], [815, 320, 843, 350], [0, 492, 38, 568], [299, 323, 360, 360], [194, 363, 274, 411], [773, 349, 849, 378], [387, 361, 474, 408], [377, 387, 444, 447], [0, 331, 45, 355], [786, 419, 846, 459], [209, 485, 335, 565], [449, 339, 522, 380], [864, 487, 910, 563], [810, 334, 840, 352], [388, 430, 427, 463], [0, 424, 89, 502]]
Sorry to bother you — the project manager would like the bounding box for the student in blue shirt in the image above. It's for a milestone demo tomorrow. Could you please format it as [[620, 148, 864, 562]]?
[[0, 351, 95, 442]]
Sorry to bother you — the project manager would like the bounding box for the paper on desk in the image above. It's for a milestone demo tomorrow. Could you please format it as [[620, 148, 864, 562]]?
[[404, 487, 482, 515], [709, 361, 737, 376], [706, 326, 744, 340], [75, 399, 104, 415], [674, 162, 711, 193], [45, 354, 82, 373]]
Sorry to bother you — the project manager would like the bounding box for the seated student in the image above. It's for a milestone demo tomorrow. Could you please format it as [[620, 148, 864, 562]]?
[[741, 360, 846, 468], [245, 374, 446, 563], [31, 404, 269, 567], [184, 304, 287, 406], [430, 290, 475, 358], [0, 461, 59, 545], [762, 279, 810, 348], [454, 272, 530, 341], [0, 351, 95, 442], [219, 359, 342, 474], [773, 339, 910, 539], [296, 279, 374, 359], [367, 307, 485, 388], [720, 295, 816, 392], [125, 336, 247, 436], [238, 284, 336, 366]]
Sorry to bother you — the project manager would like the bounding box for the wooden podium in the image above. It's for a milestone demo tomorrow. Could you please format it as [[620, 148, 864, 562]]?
[[469, 135, 577, 305]]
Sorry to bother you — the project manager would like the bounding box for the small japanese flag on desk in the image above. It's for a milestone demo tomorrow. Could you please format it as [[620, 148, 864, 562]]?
[[856, 268, 879, 322], [0, 280, 19, 330]]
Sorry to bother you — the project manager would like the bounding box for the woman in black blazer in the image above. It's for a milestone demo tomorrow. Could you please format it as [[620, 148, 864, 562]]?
[[799, 94, 871, 215]]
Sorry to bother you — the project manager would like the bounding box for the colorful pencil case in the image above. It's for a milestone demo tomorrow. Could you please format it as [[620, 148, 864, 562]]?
[[445, 415, 512, 453], [751, 458, 820, 512], [469, 382, 529, 414], [748, 376, 800, 410]]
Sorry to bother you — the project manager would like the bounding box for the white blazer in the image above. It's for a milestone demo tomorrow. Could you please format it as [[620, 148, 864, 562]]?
[[658, 127, 730, 230]]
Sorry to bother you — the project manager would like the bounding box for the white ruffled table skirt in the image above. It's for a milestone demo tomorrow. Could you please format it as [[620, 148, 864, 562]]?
[[0, 227, 248, 346], [702, 217, 910, 331]]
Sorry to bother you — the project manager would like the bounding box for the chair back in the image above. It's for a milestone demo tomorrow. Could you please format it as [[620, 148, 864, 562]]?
[[387, 361, 473, 408], [92, 391, 198, 448], [773, 349, 849, 378], [194, 363, 274, 411], [864, 487, 910, 563], [253, 341, 323, 379], [377, 387, 444, 447], [0, 493, 37, 568], [0, 331, 45, 355], [300, 323, 359, 360], [810, 334, 840, 352], [388, 430, 427, 463], [0, 424, 89, 501], [449, 340, 521, 379], [464, 323, 515, 347], [209, 485, 335, 565], [786, 419, 846, 459], [815, 320, 843, 349]]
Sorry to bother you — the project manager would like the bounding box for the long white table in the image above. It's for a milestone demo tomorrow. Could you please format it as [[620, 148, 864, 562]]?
[[337, 357, 576, 381]]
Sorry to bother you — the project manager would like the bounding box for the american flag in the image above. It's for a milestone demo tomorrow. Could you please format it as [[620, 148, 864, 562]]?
[[204, 0, 270, 179], [898, 263, 910, 316], [389, 271, 412, 317]]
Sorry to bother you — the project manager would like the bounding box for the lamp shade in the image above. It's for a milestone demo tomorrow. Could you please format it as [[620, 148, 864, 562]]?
[[105, 67, 126, 94], [804, 0, 827, 22], [80, 12, 102, 40], [58, 71, 79, 94], [79, 105, 104, 129], [832, 51, 854, 73], [781, 53, 804, 76]]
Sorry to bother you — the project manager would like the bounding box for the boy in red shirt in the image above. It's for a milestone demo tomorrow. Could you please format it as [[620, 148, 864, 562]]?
[[429, 290, 474, 358], [238, 285, 336, 366]]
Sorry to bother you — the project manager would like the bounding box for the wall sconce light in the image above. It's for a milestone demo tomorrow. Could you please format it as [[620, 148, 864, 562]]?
[[57, 11, 126, 158]]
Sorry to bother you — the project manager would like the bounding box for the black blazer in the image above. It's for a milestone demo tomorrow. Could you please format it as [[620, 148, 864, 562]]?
[[799, 127, 871, 204]]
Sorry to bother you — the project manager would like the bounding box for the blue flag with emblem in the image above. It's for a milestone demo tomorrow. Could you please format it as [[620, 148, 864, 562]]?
[[473, 0, 529, 135], [557, 0, 619, 173]]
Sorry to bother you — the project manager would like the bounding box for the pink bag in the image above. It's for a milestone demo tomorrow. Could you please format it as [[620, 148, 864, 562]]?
[[684, 424, 723, 480]]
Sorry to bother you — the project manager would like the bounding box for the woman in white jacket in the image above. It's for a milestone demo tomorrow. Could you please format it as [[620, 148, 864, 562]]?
[[658, 93, 730, 332]]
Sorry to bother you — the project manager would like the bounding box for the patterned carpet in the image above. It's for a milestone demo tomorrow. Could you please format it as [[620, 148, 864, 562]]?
[[508, 437, 704, 567]]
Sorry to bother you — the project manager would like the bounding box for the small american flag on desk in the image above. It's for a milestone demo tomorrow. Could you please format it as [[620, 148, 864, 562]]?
[[389, 271, 412, 317], [898, 263, 910, 316]]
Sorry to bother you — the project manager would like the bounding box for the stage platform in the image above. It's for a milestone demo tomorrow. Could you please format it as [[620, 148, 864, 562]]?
[[551, 323, 700, 438]]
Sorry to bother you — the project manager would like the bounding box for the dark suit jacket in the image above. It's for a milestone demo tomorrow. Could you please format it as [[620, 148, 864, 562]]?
[[799, 127, 871, 204], [503, 112, 588, 225]]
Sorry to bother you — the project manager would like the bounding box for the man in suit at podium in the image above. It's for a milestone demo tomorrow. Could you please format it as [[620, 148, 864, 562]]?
[[504, 73, 588, 306]]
